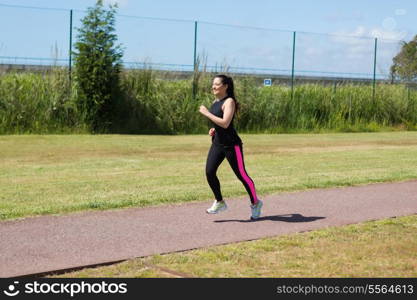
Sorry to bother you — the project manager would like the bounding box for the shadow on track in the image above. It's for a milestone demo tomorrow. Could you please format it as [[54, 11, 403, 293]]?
[[214, 213, 326, 223]]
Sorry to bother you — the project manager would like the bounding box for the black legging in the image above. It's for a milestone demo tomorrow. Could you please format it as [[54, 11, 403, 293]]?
[[205, 143, 258, 205]]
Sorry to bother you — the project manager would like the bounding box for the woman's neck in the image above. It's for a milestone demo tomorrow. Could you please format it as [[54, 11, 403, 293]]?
[[215, 93, 227, 101]]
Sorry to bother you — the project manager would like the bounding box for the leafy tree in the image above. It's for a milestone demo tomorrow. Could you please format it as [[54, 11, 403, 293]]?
[[390, 35, 417, 83], [73, 0, 123, 132]]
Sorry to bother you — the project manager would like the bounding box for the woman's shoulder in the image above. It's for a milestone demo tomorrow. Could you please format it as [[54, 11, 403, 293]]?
[[212, 97, 234, 104], [223, 97, 235, 106], [221, 98, 236, 112]]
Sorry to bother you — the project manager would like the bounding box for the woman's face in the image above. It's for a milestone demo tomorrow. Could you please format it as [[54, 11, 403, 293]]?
[[212, 77, 227, 97]]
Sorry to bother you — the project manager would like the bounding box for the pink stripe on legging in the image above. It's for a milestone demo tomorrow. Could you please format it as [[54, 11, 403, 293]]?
[[234, 145, 258, 204]]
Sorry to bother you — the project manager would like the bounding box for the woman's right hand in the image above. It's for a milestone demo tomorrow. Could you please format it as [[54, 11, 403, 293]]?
[[209, 128, 215, 136]]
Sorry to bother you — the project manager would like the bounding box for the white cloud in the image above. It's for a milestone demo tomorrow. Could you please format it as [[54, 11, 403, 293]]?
[[382, 17, 397, 31], [333, 25, 407, 42], [323, 26, 407, 76], [370, 28, 408, 41]]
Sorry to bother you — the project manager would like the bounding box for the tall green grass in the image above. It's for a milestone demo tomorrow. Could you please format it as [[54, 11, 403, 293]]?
[[0, 68, 416, 134], [114, 69, 208, 134], [0, 68, 88, 134], [234, 78, 417, 133]]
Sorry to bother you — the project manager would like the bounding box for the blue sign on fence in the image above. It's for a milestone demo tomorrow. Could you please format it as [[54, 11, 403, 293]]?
[[264, 79, 272, 86]]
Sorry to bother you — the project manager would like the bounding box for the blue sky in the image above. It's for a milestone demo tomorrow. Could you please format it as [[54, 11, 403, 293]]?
[[0, 0, 416, 78]]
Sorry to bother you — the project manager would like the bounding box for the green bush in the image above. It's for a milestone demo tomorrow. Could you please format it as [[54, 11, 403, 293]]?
[[72, 0, 123, 133]]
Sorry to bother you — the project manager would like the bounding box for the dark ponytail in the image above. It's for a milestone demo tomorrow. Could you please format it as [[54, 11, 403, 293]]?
[[215, 74, 239, 114]]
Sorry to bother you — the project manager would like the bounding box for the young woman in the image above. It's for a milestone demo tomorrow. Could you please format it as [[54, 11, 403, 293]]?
[[199, 74, 263, 220]]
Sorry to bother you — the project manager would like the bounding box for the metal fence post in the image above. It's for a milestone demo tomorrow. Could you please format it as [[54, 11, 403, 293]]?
[[193, 21, 198, 100], [193, 21, 198, 72], [291, 31, 296, 101], [69, 9, 73, 81]]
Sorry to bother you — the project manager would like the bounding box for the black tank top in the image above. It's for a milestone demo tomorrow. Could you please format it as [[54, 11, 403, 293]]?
[[209, 96, 242, 146]]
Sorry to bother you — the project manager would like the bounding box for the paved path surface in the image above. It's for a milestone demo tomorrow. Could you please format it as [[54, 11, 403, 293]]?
[[1, 180, 417, 277]]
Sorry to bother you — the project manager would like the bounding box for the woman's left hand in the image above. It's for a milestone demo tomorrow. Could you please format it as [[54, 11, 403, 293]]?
[[199, 105, 209, 116]]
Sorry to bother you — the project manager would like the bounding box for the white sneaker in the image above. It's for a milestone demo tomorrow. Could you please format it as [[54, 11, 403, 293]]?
[[206, 200, 227, 214], [250, 200, 263, 220]]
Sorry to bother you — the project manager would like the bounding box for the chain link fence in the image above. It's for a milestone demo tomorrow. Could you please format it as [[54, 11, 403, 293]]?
[[0, 3, 408, 84]]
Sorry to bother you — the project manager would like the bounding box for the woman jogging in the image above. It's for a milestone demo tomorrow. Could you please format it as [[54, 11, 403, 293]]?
[[199, 74, 263, 220]]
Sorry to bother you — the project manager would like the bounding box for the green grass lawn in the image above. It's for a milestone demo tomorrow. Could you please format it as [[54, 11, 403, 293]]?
[[1, 132, 417, 220]]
